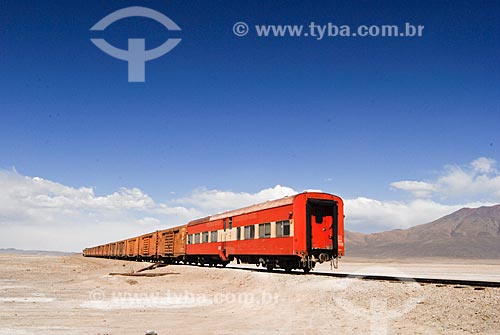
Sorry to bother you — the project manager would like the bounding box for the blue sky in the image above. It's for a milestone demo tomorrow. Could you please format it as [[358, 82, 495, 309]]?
[[1, 1, 500, 250]]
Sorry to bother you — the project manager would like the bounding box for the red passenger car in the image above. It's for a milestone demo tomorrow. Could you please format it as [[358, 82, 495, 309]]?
[[186, 192, 344, 272]]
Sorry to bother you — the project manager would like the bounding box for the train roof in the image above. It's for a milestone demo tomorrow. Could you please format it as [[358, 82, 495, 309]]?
[[187, 192, 337, 226], [208, 195, 296, 222]]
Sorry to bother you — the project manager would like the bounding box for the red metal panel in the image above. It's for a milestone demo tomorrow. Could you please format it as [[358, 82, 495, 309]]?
[[186, 197, 295, 257], [225, 237, 294, 256], [292, 192, 345, 257]]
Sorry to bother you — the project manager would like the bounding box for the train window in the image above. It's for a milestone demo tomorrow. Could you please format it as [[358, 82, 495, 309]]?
[[223, 219, 226, 231], [210, 231, 217, 242], [259, 223, 271, 238], [283, 220, 290, 236], [202, 232, 209, 243], [276, 220, 290, 237], [236, 226, 241, 240], [229, 217, 233, 230], [194, 233, 200, 244], [244, 225, 255, 239]]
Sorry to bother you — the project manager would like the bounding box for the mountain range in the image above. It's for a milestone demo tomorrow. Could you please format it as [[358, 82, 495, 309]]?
[[0, 248, 76, 256], [345, 204, 500, 259]]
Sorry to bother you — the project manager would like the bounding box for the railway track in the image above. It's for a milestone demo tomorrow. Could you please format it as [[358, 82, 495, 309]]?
[[227, 265, 500, 288]]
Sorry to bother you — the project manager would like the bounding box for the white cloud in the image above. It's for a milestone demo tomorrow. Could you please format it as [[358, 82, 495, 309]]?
[[390, 181, 436, 198], [344, 197, 493, 232], [471, 157, 496, 174], [137, 217, 161, 226], [0, 170, 198, 251], [173, 185, 297, 213], [391, 157, 500, 201], [1, 172, 156, 212], [0, 171, 297, 251]]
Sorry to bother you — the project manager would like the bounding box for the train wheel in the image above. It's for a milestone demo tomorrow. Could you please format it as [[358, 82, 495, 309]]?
[[302, 267, 311, 273], [266, 265, 274, 272]]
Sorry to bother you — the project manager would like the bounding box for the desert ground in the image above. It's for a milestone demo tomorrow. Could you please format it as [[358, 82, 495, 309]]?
[[0, 254, 499, 335]]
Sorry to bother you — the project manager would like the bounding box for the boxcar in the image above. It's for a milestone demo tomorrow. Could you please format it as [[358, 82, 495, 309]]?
[[126, 237, 140, 258], [117, 240, 126, 258], [110, 242, 117, 258], [138, 232, 158, 260], [156, 225, 187, 263]]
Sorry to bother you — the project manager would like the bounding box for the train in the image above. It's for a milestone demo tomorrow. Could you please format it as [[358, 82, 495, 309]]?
[[83, 192, 344, 272]]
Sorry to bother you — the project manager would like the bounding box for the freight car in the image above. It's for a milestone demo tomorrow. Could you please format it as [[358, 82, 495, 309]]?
[[83, 192, 344, 272]]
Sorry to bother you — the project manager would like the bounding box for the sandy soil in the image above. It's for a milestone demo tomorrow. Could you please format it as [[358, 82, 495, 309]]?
[[0, 254, 499, 335]]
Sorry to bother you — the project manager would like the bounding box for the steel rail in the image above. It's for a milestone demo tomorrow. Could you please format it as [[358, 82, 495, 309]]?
[[227, 265, 500, 288]]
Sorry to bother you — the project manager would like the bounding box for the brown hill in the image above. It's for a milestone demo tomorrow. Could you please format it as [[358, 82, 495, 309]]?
[[346, 204, 500, 259]]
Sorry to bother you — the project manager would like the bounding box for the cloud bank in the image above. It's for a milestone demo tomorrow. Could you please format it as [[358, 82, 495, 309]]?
[[391, 157, 500, 201], [1, 157, 499, 251], [345, 197, 493, 232], [0, 171, 296, 251]]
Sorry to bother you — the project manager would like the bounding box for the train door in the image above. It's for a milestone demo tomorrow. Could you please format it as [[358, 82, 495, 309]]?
[[173, 228, 186, 256], [306, 199, 338, 255]]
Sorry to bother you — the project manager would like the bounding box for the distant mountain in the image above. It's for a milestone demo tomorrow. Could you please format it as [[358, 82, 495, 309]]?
[[346, 204, 500, 259], [0, 248, 76, 256]]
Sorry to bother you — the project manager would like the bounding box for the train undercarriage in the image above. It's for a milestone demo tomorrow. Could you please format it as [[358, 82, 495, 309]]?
[[86, 250, 339, 273]]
